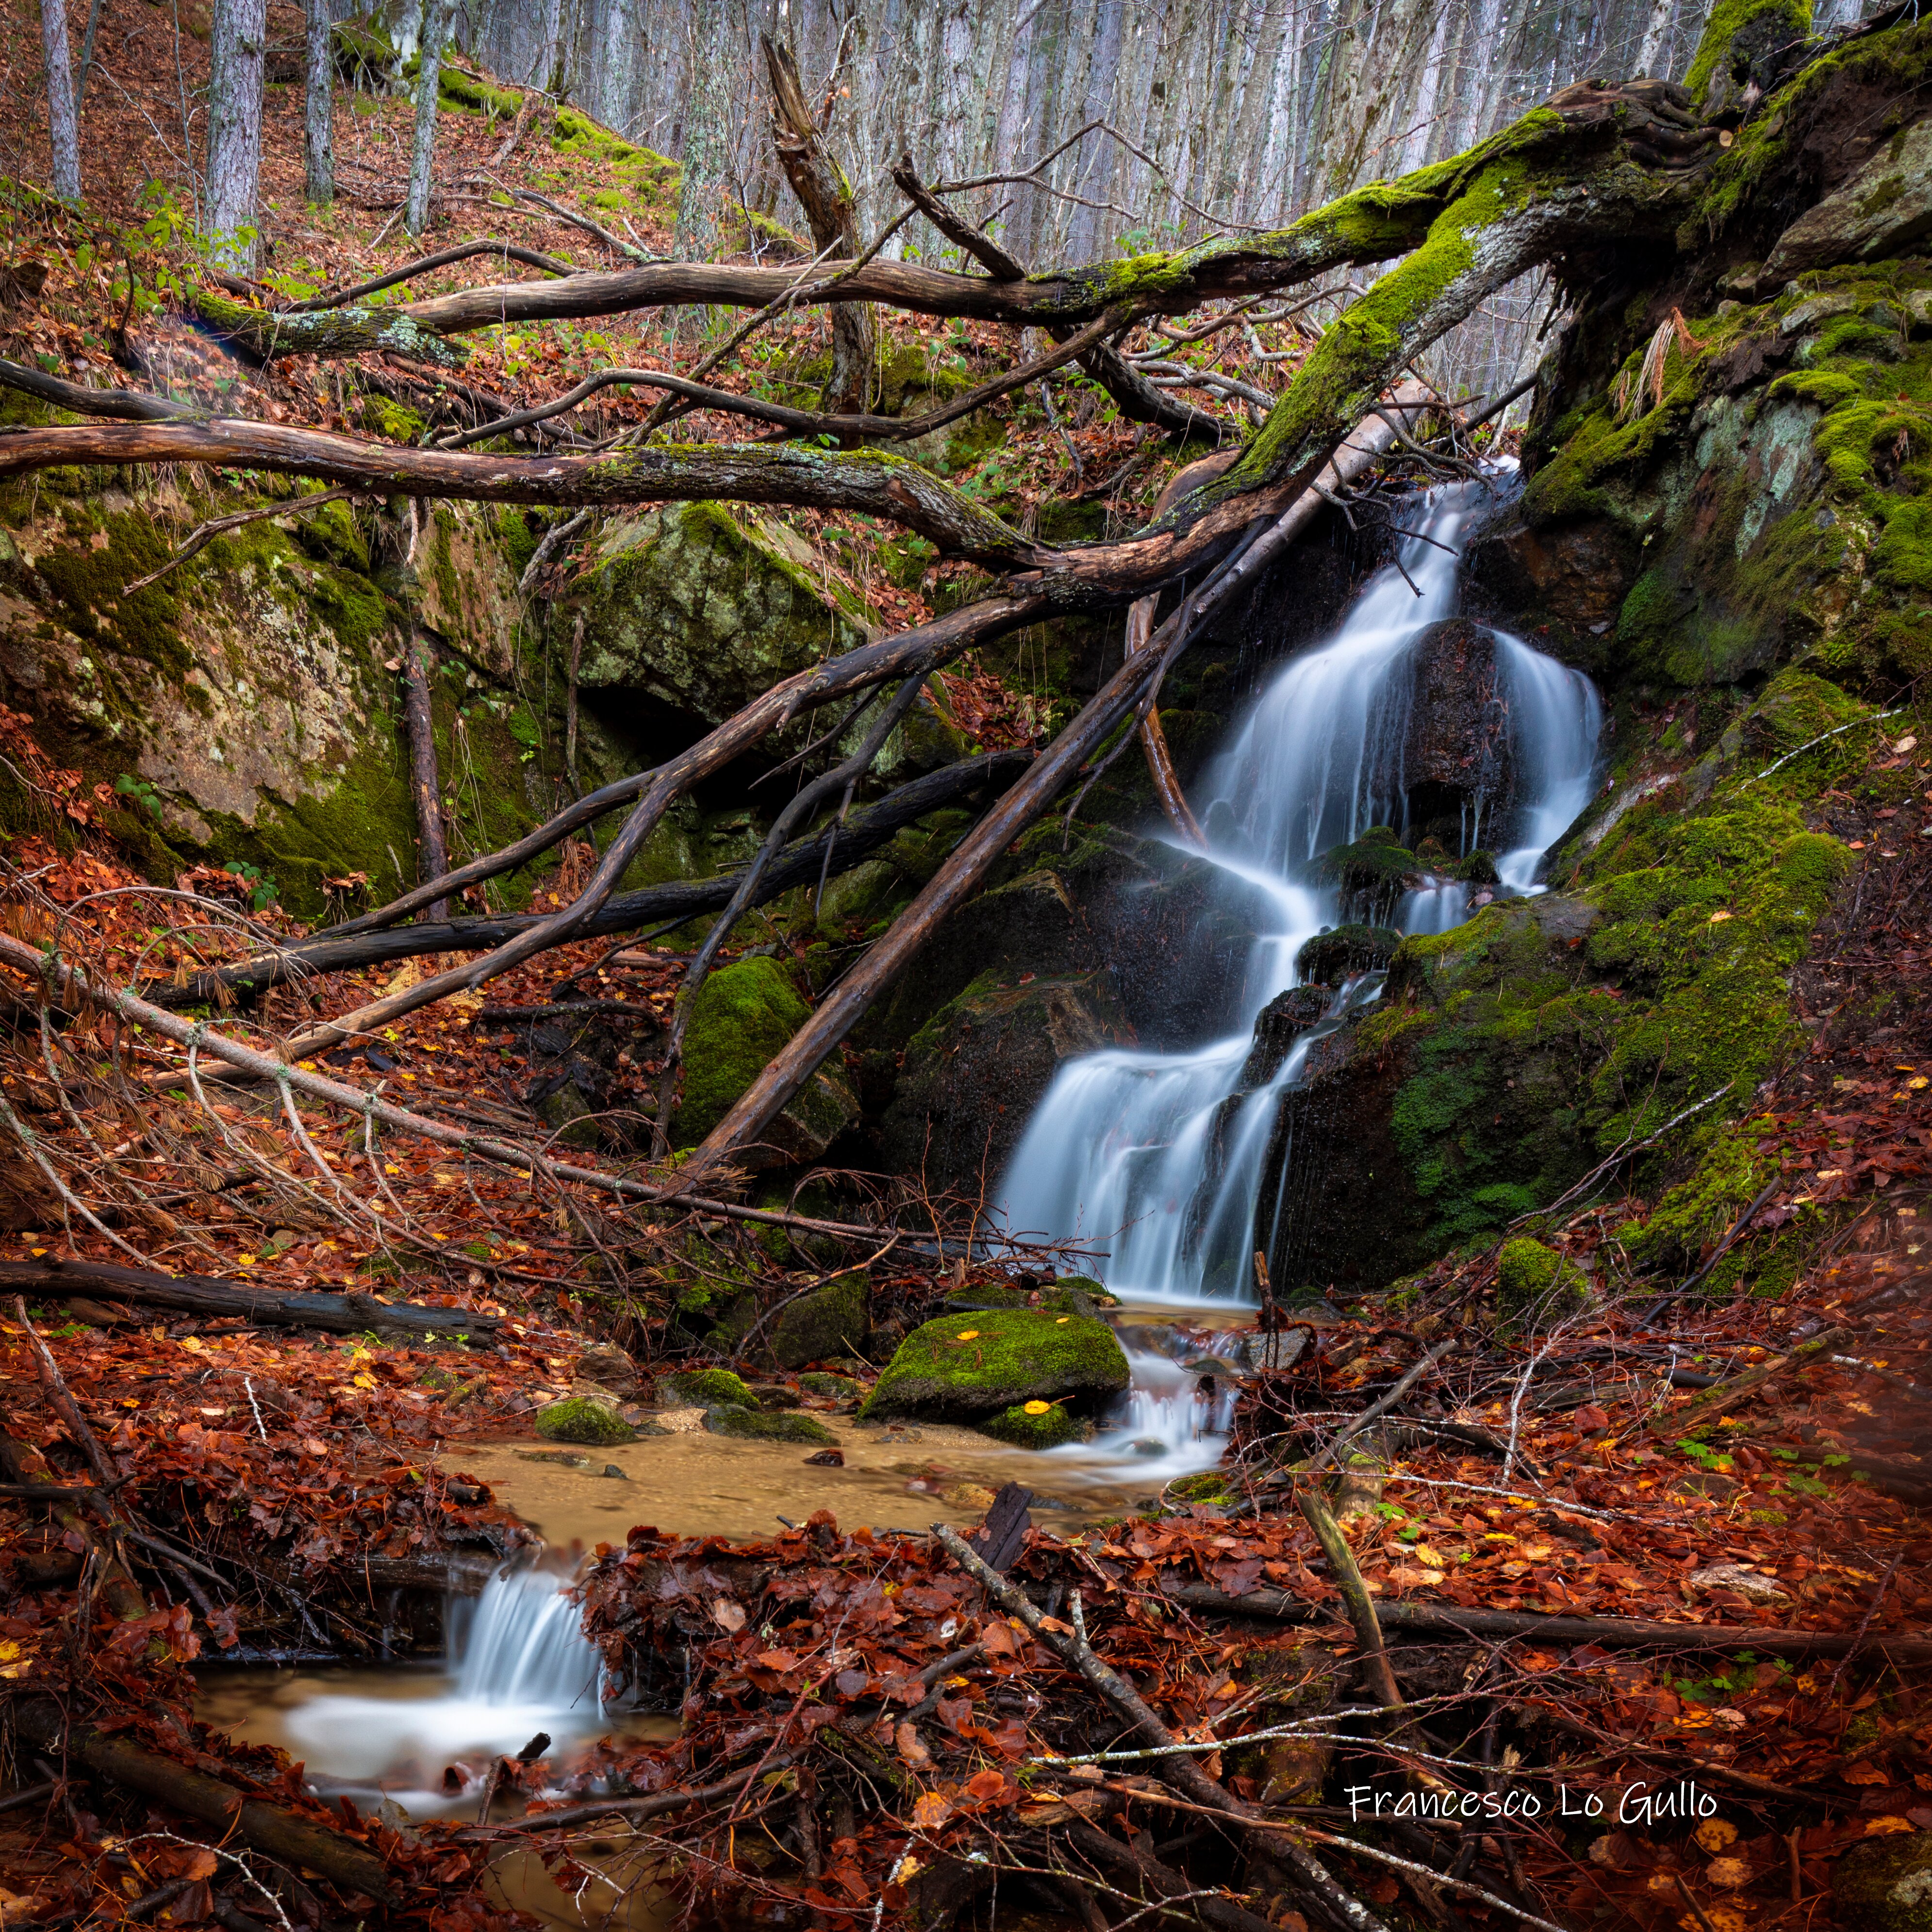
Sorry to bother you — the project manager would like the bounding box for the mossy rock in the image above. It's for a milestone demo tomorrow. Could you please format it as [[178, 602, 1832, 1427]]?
[[1045, 1276, 1121, 1313], [1317, 829, 1416, 912], [977, 1401, 1093, 1449], [661, 1367, 754, 1409], [1833, 1832, 1932, 1931], [703, 1405, 839, 1445], [797, 1372, 864, 1401], [770, 1271, 870, 1368], [1456, 850, 1499, 884], [1166, 1472, 1234, 1507], [1495, 1238, 1589, 1325], [674, 956, 857, 1164], [534, 1396, 634, 1445], [859, 1309, 1131, 1422], [1294, 924, 1404, 984]]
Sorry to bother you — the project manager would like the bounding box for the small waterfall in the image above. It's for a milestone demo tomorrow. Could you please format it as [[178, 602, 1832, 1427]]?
[[284, 1568, 604, 1794], [995, 470, 1603, 1331]]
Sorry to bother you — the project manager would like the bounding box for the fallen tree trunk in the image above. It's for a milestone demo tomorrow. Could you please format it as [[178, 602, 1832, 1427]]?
[[1160, 1584, 1932, 1658], [13, 1697, 392, 1902], [0, 1258, 501, 1338], [149, 749, 1031, 1008]]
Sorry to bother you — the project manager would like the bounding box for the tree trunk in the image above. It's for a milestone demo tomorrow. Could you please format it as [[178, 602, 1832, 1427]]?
[[39, 0, 81, 203], [674, 0, 731, 294], [401, 629, 451, 921], [207, 0, 267, 271], [406, 0, 457, 237], [304, 0, 334, 205], [761, 33, 873, 414], [74, 0, 104, 115]]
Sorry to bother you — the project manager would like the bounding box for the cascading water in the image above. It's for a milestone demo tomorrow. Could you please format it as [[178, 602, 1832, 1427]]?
[[283, 1568, 604, 1800], [997, 469, 1602, 1472]]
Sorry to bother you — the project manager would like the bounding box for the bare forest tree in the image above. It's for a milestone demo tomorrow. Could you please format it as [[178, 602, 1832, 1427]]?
[[405, 0, 457, 236], [38, 0, 81, 203], [206, 0, 268, 269], [304, 0, 335, 205]]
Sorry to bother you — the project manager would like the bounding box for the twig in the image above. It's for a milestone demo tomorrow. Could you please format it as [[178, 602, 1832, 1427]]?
[[1295, 1486, 1403, 1716], [123, 489, 362, 593], [11, 1295, 119, 1487], [1751, 706, 1905, 782], [1307, 1338, 1458, 1473]]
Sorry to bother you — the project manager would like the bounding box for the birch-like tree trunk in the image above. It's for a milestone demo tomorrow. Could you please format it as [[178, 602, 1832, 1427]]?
[[674, 0, 732, 272], [406, 0, 457, 237], [39, 0, 82, 203], [303, 0, 334, 205], [207, 0, 267, 269]]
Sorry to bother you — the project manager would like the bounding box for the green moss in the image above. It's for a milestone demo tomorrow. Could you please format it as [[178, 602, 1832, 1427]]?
[[704, 1406, 838, 1444], [1684, 0, 1809, 102], [1829, 1830, 1932, 1930], [359, 394, 425, 443], [674, 957, 812, 1145], [1624, 1128, 1775, 1277], [437, 66, 522, 118], [535, 1396, 634, 1444], [1496, 1238, 1587, 1325], [797, 1372, 863, 1401], [770, 1271, 870, 1368], [859, 1309, 1131, 1421], [977, 1400, 1091, 1448], [662, 1366, 755, 1408]]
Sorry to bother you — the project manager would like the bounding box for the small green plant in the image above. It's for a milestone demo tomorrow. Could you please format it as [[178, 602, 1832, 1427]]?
[[113, 772, 162, 816], [224, 861, 279, 910]]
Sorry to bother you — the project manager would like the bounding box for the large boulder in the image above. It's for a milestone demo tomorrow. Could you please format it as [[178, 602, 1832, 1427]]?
[[859, 1310, 1130, 1423], [1765, 116, 1932, 281], [875, 969, 1129, 1198], [1294, 924, 1403, 984], [674, 957, 857, 1165], [769, 1271, 871, 1368], [1403, 619, 1514, 838]]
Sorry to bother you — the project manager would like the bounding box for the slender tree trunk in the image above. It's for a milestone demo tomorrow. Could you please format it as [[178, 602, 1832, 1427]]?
[[402, 632, 451, 922], [207, 0, 268, 269], [673, 0, 731, 330], [74, 0, 104, 114], [761, 33, 872, 414], [406, 0, 457, 237], [40, 0, 82, 203], [303, 0, 334, 206]]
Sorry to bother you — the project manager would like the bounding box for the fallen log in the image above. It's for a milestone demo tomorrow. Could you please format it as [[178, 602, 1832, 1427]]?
[[0, 1258, 500, 1338], [12, 1697, 391, 1902], [1642, 1325, 1853, 1439], [147, 749, 1032, 1008], [1160, 1584, 1932, 1658], [359, 1551, 501, 1595]]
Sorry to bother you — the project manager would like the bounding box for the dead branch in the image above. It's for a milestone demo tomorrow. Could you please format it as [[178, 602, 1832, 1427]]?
[[124, 487, 363, 594]]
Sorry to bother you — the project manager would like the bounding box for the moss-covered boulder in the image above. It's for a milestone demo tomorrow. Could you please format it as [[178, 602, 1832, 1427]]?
[[770, 1271, 870, 1368], [797, 1371, 864, 1401], [703, 1405, 839, 1445], [1833, 1832, 1932, 1931], [535, 1396, 634, 1445], [661, 1367, 755, 1409], [674, 957, 857, 1164], [977, 1400, 1093, 1448], [859, 1310, 1130, 1423], [1295, 924, 1404, 984]]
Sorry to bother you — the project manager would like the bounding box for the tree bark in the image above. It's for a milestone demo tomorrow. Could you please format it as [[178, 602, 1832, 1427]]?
[[674, 0, 731, 297], [39, 0, 82, 203], [207, 0, 268, 271], [0, 1258, 502, 1338], [303, 0, 334, 205], [763, 34, 873, 414], [406, 0, 457, 237], [401, 629, 451, 921]]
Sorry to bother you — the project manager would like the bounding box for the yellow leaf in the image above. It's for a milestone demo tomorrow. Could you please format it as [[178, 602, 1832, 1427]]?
[[236, 1253, 257, 1267], [1695, 1818, 1737, 1853], [1056, 1316, 1070, 1323], [179, 1336, 204, 1353], [1866, 1815, 1916, 1835], [955, 1330, 979, 1341], [1709, 909, 1734, 924], [1911, 1077, 1929, 1090], [1023, 1400, 1052, 1415], [354, 1372, 378, 1389], [910, 1791, 951, 1829]]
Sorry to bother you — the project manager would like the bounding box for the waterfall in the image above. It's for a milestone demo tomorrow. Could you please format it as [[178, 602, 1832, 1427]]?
[[995, 470, 1602, 1314], [283, 1568, 604, 1790]]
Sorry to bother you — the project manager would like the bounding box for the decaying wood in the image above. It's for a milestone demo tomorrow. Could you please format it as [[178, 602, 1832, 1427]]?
[[13, 1698, 392, 1902], [1641, 1325, 1853, 1439], [400, 629, 451, 923], [0, 1258, 502, 1337]]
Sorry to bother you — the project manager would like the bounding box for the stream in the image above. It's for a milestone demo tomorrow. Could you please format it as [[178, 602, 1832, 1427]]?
[[191, 470, 1605, 1903]]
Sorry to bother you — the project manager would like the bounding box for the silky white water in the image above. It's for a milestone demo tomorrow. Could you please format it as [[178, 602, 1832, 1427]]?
[[996, 474, 1602, 1340], [283, 1568, 604, 1796]]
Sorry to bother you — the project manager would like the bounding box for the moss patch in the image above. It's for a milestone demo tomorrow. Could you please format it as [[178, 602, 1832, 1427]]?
[[977, 1400, 1092, 1449], [535, 1396, 634, 1445], [675, 958, 811, 1145], [661, 1367, 755, 1408], [703, 1406, 838, 1445]]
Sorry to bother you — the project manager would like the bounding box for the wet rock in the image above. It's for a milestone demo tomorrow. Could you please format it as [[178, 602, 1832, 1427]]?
[[1316, 828, 1419, 925], [977, 1400, 1093, 1449], [803, 1448, 845, 1466], [1766, 119, 1932, 282], [1833, 1831, 1932, 1931], [534, 1396, 634, 1446], [704, 1405, 840, 1445], [770, 1270, 870, 1369], [660, 1367, 756, 1409], [1470, 517, 1638, 644], [860, 1309, 1131, 1423], [1294, 924, 1403, 984], [1403, 619, 1513, 839], [875, 970, 1129, 1198], [674, 957, 858, 1166], [797, 1371, 864, 1402]]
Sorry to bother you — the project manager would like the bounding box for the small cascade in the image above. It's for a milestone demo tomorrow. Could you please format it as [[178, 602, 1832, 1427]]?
[[284, 1567, 604, 1798], [995, 466, 1603, 1358]]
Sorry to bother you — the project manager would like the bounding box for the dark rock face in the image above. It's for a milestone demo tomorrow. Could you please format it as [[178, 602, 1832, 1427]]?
[[1294, 925, 1403, 984], [875, 971, 1130, 1199], [1470, 517, 1638, 650], [1239, 986, 1331, 1087], [1403, 618, 1514, 847]]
